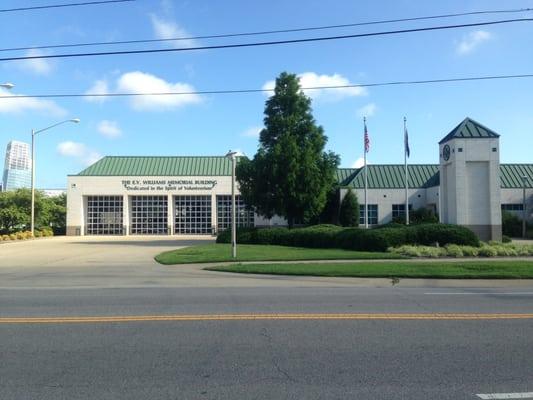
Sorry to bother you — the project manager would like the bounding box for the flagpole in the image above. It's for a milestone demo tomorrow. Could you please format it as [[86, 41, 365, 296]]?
[[364, 117, 368, 229], [404, 116, 409, 225]]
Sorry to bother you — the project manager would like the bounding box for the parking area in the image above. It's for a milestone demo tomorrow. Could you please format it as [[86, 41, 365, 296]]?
[[0, 236, 214, 268]]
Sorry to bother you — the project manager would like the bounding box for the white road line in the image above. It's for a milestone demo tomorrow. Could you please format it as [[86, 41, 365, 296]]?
[[476, 392, 533, 399], [424, 292, 533, 295]]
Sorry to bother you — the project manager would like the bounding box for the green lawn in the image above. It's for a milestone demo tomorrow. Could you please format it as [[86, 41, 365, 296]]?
[[155, 243, 400, 265], [205, 260, 533, 279]]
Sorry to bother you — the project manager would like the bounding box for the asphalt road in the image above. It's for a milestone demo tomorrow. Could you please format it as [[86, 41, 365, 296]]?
[[1, 238, 533, 399], [2, 286, 533, 400]]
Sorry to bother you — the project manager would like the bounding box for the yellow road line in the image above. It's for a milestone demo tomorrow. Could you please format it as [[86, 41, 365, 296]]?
[[1, 313, 533, 324]]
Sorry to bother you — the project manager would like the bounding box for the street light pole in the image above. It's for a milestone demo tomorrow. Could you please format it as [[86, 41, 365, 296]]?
[[31, 129, 35, 234], [225, 150, 238, 258], [30, 119, 80, 235], [523, 175, 529, 239]]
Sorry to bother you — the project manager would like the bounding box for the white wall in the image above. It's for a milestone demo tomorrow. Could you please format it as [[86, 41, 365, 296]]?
[[68, 175, 233, 235], [439, 137, 501, 231], [340, 187, 428, 225]]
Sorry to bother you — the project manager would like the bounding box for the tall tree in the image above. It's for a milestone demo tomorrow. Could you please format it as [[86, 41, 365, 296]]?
[[237, 72, 339, 227]]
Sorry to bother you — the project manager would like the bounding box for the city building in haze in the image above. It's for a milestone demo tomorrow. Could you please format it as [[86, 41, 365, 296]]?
[[2, 140, 32, 191]]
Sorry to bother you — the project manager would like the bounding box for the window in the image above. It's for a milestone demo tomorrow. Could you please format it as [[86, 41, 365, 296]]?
[[501, 204, 524, 211], [174, 195, 212, 235], [359, 204, 378, 225], [217, 195, 255, 231], [86, 196, 123, 235], [130, 195, 168, 235], [392, 204, 413, 219]]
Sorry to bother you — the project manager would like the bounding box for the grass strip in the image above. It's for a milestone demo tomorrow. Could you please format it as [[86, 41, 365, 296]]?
[[155, 243, 400, 265], [205, 260, 533, 279]]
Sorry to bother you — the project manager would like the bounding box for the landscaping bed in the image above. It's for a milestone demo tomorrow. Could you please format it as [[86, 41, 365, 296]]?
[[389, 243, 533, 258], [1, 228, 54, 242]]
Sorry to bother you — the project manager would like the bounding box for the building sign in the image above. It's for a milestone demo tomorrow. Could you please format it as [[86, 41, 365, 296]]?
[[121, 179, 217, 192]]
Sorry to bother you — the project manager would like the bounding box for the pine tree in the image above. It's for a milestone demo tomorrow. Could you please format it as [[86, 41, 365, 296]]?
[[236, 72, 339, 227], [339, 188, 359, 227]]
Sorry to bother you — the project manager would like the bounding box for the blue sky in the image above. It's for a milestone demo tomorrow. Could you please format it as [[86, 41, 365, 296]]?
[[1, 0, 532, 188]]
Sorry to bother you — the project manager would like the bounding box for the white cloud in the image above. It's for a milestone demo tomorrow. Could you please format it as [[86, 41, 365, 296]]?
[[242, 126, 262, 138], [97, 120, 122, 138], [150, 14, 198, 48], [357, 103, 377, 118], [457, 30, 492, 55], [84, 79, 110, 103], [351, 157, 365, 168], [16, 49, 53, 75], [262, 72, 367, 101], [0, 88, 66, 116], [57, 141, 86, 157], [57, 141, 102, 166], [116, 71, 202, 111]]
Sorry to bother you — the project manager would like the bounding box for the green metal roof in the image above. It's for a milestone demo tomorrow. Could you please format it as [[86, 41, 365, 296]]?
[[500, 164, 533, 188], [341, 164, 533, 189], [75, 156, 532, 189], [336, 168, 358, 186], [439, 117, 500, 144], [342, 165, 440, 189], [76, 156, 233, 176]]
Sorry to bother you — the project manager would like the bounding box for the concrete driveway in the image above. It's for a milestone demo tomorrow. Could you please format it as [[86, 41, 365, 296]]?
[[0, 235, 213, 268]]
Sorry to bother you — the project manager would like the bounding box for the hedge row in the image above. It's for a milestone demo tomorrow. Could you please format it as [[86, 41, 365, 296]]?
[[216, 223, 480, 252]]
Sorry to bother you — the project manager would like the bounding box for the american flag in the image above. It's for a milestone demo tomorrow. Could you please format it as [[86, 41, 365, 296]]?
[[364, 121, 370, 153]]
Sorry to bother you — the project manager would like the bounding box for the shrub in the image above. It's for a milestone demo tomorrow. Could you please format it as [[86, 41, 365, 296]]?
[[502, 235, 512, 243], [502, 210, 533, 238], [478, 245, 498, 257], [412, 224, 480, 247], [418, 246, 446, 258], [336, 227, 413, 252], [40, 227, 54, 237], [34, 230, 43, 238], [491, 245, 518, 257], [461, 246, 480, 257], [445, 244, 464, 258], [9, 234, 16, 240], [388, 245, 421, 257], [216, 223, 479, 252], [392, 207, 439, 225]]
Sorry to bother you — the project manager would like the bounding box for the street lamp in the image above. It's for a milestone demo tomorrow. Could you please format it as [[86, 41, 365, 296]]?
[[1, 82, 15, 90], [522, 175, 530, 239], [31, 118, 80, 235], [225, 150, 238, 258]]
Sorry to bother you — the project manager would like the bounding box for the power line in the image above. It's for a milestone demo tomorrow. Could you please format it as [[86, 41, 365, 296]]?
[[0, 18, 531, 62], [1, 73, 532, 100], [1, 7, 531, 53], [0, 0, 135, 13]]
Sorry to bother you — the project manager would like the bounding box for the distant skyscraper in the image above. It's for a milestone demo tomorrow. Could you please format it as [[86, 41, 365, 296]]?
[[2, 140, 32, 191]]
